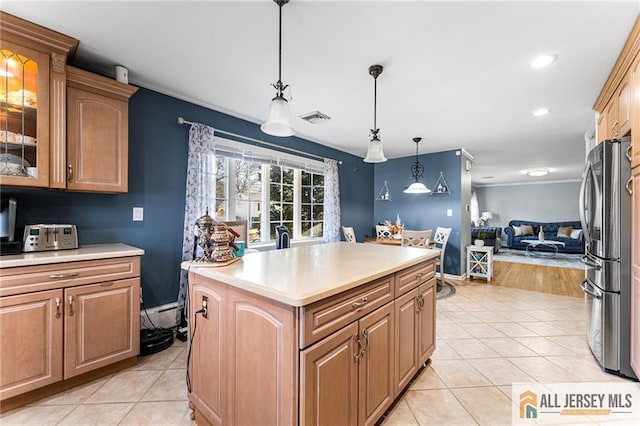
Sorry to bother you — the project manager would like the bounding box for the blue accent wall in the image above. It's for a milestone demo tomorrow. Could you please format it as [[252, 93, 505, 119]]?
[[8, 87, 374, 307], [373, 150, 463, 276]]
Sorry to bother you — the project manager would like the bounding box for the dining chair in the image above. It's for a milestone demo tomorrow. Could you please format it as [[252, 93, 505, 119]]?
[[342, 226, 357, 243], [376, 225, 393, 240], [433, 227, 452, 285], [222, 220, 248, 245], [401, 229, 432, 248]]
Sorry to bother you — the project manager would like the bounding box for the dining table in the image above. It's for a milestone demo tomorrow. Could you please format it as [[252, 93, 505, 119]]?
[[363, 237, 436, 248]]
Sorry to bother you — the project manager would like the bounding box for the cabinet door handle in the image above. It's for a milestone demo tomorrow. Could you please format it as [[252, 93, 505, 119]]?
[[626, 177, 633, 196], [416, 293, 424, 313], [360, 329, 369, 356], [49, 272, 79, 280], [68, 164, 73, 182], [353, 333, 361, 361], [100, 281, 114, 287], [415, 272, 425, 281], [351, 296, 368, 310], [611, 121, 619, 137], [68, 295, 74, 316], [55, 297, 61, 319], [626, 145, 632, 163]]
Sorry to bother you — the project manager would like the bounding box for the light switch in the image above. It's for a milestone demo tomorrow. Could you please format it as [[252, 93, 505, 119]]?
[[133, 207, 144, 221], [447, 209, 453, 217]]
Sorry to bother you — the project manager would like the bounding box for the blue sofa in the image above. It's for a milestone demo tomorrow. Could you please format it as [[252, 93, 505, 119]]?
[[504, 220, 584, 254]]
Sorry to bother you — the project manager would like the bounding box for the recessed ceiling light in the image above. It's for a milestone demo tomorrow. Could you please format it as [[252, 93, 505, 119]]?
[[526, 168, 550, 177], [533, 108, 550, 116], [531, 54, 558, 69]]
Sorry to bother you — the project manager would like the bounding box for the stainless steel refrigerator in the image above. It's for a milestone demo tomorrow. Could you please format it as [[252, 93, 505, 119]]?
[[579, 136, 635, 379]]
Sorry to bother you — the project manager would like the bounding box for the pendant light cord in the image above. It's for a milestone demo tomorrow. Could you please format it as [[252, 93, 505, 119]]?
[[278, 2, 282, 87], [373, 75, 377, 131]]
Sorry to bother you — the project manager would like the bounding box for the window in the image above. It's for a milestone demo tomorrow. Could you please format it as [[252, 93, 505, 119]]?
[[209, 139, 324, 246]]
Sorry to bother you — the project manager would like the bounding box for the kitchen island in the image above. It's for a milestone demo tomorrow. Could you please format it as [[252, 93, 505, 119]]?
[[183, 242, 439, 426]]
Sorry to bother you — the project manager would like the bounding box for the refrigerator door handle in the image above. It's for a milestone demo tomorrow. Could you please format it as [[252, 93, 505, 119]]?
[[580, 255, 601, 270], [579, 161, 592, 243], [580, 279, 603, 299]]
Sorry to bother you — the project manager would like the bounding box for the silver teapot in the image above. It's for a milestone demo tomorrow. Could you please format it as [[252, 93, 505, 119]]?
[[194, 210, 240, 263]]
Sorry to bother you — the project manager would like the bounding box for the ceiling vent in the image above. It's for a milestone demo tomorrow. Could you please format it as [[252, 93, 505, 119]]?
[[300, 110, 331, 124]]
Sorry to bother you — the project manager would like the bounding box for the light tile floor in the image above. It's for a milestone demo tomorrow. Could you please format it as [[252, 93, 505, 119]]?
[[1, 283, 635, 425]]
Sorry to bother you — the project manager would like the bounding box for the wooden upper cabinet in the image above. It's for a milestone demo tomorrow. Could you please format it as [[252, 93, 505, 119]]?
[[0, 12, 77, 189], [593, 16, 639, 144], [597, 109, 608, 144], [65, 66, 137, 193]]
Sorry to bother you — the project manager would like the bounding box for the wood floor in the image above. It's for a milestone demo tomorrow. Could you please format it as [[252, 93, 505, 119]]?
[[457, 260, 585, 298]]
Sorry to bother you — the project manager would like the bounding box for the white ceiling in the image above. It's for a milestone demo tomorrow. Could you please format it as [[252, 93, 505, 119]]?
[[4, 1, 639, 185]]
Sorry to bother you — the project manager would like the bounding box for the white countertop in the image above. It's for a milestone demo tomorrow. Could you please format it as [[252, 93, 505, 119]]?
[[0, 243, 145, 268], [182, 242, 439, 306]]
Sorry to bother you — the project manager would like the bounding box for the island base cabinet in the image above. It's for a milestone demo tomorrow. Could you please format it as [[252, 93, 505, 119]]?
[[417, 280, 436, 364], [300, 322, 359, 426], [187, 273, 298, 426], [300, 302, 395, 426], [0, 289, 63, 400], [64, 278, 139, 378], [394, 278, 436, 397]]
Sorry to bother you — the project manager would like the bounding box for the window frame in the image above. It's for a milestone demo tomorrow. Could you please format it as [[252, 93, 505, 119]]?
[[209, 137, 325, 247]]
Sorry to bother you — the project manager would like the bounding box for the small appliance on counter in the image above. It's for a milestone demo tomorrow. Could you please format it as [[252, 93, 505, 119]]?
[[0, 195, 20, 255], [23, 224, 79, 252]]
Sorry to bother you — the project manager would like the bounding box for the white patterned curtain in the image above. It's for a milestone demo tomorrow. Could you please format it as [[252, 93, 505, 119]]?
[[322, 159, 341, 243], [470, 190, 480, 226], [176, 123, 216, 325]]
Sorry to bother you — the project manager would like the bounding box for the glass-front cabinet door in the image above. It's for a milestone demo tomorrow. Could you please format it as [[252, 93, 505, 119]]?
[[0, 41, 49, 187]]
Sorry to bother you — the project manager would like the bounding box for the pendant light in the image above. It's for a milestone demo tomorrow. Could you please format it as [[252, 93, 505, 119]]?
[[261, 0, 294, 137], [363, 64, 387, 163], [404, 137, 431, 194]]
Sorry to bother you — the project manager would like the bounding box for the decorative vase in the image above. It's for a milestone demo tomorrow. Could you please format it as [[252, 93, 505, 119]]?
[[474, 239, 485, 247], [538, 227, 545, 241]]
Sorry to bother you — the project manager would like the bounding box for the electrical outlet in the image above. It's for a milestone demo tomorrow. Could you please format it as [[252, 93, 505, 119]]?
[[447, 209, 453, 217], [202, 295, 208, 319]]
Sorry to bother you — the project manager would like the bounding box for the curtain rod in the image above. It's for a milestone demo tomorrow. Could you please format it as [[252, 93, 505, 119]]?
[[177, 117, 341, 164]]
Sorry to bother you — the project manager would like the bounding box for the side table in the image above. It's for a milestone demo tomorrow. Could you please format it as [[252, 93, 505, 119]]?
[[467, 245, 493, 281]]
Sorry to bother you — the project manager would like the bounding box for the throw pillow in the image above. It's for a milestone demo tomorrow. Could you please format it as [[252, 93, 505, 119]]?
[[512, 225, 522, 236], [570, 229, 583, 239], [557, 226, 573, 237], [520, 225, 534, 236]]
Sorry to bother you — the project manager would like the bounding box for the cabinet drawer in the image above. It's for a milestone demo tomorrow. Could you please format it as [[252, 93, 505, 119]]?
[[300, 275, 394, 349], [0, 257, 141, 297], [395, 261, 435, 296]]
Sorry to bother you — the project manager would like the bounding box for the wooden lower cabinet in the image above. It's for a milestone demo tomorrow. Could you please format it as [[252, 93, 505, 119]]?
[[0, 289, 63, 400], [187, 259, 436, 426], [300, 322, 359, 426], [64, 279, 139, 378], [631, 165, 640, 378], [0, 256, 141, 403], [394, 278, 436, 397]]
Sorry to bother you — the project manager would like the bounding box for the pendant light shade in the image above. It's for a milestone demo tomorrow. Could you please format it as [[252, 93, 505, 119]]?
[[261, 95, 294, 137], [363, 65, 387, 163], [261, 0, 294, 137], [404, 137, 431, 194]]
